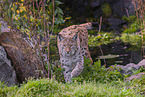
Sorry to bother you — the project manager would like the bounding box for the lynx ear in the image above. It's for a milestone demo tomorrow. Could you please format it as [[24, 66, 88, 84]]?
[[72, 34, 78, 41], [58, 35, 64, 41]]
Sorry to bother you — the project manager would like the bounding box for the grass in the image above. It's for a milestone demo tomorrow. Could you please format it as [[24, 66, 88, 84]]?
[[0, 78, 144, 97]]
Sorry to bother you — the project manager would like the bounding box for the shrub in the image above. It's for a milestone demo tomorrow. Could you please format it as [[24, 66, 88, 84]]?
[[72, 58, 124, 83], [120, 33, 142, 48], [123, 21, 139, 34], [122, 15, 137, 23], [88, 32, 115, 47]]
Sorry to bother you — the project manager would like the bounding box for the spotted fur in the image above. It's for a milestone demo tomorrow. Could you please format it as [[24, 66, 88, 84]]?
[[57, 22, 94, 82]]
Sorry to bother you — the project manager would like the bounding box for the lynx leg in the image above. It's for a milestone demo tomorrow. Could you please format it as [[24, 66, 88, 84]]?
[[71, 57, 84, 77], [86, 47, 93, 65], [62, 64, 73, 83], [71, 62, 84, 78]]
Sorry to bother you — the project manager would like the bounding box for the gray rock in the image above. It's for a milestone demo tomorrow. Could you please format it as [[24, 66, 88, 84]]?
[[0, 32, 47, 83], [108, 18, 126, 30], [137, 59, 145, 67], [0, 17, 10, 33], [0, 46, 17, 86], [107, 59, 145, 79], [60, 0, 135, 19], [123, 0, 135, 15], [90, 0, 101, 8], [125, 72, 145, 81], [108, 18, 126, 26], [107, 62, 142, 75], [119, 63, 138, 75]]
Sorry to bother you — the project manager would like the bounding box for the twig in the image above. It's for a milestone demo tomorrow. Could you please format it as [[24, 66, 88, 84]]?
[[99, 46, 106, 66], [99, 16, 102, 32], [125, 8, 130, 18]]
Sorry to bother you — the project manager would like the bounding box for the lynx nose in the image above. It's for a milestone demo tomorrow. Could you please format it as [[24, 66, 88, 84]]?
[[66, 47, 70, 53]]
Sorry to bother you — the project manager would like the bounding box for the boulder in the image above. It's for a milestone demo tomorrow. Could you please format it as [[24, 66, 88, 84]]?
[[107, 18, 126, 30], [90, 0, 101, 8], [91, 0, 135, 17], [60, 0, 135, 19], [125, 73, 145, 81], [107, 60, 145, 76], [0, 31, 47, 83], [123, 0, 135, 15], [137, 59, 145, 67], [107, 63, 138, 75], [119, 63, 139, 75], [0, 17, 10, 33], [0, 46, 17, 86]]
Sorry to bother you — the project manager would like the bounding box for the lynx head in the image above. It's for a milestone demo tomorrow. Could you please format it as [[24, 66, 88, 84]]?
[[58, 33, 80, 57]]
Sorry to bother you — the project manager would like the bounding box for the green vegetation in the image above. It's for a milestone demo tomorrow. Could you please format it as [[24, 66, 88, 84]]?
[[120, 33, 142, 48], [73, 59, 123, 83], [88, 32, 115, 47], [1, 58, 145, 96], [123, 21, 139, 34], [122, 15, 137, 23], [1, 0, 145, 97], [102, 3, 112, 18], [87, 16, 142, 49], [88, 31, 142, 49], [0, 78, 144, 97]]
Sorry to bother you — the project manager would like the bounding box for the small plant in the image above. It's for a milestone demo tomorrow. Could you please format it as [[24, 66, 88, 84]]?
[[48, 61, 65, 82], [102, 3, 112, 18], [123, 21, 139, 34], [122, 15, 137, 23], [88, 32, 115, 47], [120, 33, 142, 48], [73, 58, 124, 83]]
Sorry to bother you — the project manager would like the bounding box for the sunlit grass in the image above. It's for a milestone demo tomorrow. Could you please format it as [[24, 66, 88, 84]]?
[[0, 78, 144, 97]]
